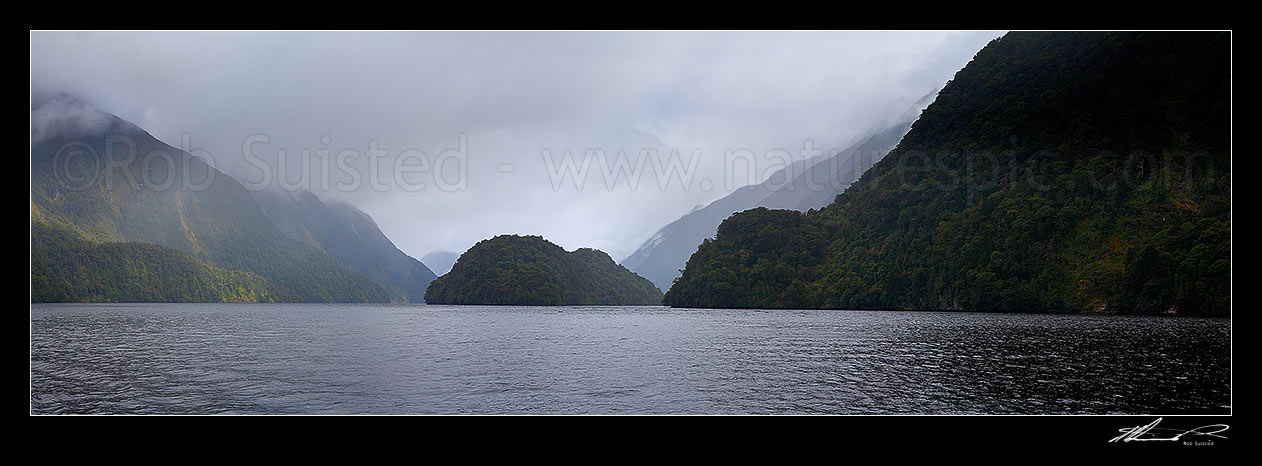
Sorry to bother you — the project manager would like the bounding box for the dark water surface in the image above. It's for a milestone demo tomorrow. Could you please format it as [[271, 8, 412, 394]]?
[[30, 303, 1230, 414]]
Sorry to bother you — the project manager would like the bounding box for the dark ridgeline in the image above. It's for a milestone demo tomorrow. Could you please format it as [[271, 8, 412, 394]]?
[[30, 95, 435, 303], [664, 32, 1230, 315], [425, 235, 663, 306]]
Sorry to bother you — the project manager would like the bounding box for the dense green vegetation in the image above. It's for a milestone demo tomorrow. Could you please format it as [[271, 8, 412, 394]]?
[[30, 97, 390, 303], [425, 235, 663, 305], [31, 218, 292, 303], [665, 32, 1230, 316]]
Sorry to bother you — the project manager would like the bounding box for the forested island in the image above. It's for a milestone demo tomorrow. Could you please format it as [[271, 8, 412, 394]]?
[[425, 235, 663, 305]]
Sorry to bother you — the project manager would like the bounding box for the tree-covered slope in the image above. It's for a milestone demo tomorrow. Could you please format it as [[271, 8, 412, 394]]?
[[32, 208, 292, 303], [664, 32, 1230, 316], [425, 235, 663, 305], [30, 95, 389, 302]]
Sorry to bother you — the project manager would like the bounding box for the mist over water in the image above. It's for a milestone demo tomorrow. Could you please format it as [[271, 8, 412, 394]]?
[[30, 304, 1229, 415]]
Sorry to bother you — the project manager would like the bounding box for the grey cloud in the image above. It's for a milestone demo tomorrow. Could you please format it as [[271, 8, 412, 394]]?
[[30, 30, 1003, 262]]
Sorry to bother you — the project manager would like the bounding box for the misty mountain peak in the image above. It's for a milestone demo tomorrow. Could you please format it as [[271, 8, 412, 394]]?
[[30, 92, 116, 144]]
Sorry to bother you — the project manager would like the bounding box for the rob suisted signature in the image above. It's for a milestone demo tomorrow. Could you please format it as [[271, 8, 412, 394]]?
[[1110, 417, 1229, 443]]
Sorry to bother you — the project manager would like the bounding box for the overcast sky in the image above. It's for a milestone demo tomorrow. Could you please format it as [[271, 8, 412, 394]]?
[[30, 30, 1003, 261]]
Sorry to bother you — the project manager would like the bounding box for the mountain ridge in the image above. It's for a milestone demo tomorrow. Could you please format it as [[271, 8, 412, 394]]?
[[621, 92, 935, 292], [252, 189, 438, 303], [663, 31, 1230, 316], [30, 95, 394, 302]]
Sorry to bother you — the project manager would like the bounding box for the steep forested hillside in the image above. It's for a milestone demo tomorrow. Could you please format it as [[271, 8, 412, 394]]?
[[32, 206, 291, 302], [665, 32, 1230, 316], [30, 95, 389, 302]]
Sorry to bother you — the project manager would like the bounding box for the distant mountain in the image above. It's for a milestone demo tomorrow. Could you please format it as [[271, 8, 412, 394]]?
[[761, 91, 937, 212], [664, 32, 1230, 316], [619, 167, 794, 293], [30, 94, 390, 302], [253, 189, 437, 303], [622, 93, 934, 292], [421, 250, 460, 276], [425, 235, 662, 305]]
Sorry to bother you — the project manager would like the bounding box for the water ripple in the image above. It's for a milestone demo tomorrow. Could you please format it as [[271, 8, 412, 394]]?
[[30, 303, 1230, 415]]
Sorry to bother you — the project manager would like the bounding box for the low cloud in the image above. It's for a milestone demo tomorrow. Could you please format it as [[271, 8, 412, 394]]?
[[30, 30, 1003, 261], [30, 94, 113, 144]]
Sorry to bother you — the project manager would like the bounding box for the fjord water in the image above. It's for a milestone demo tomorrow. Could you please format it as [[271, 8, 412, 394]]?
[[30, 304, 1230, 415]]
